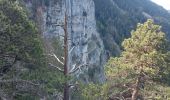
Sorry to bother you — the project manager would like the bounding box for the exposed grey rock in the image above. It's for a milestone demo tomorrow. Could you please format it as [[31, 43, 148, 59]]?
[[25, 0, 106, 83]]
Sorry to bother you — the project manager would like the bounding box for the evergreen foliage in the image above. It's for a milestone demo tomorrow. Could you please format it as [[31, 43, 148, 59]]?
[[81, 20, 170, 100], [0, 0, 42, 67], [0, 0, 65, 99], [106, 20, 170, 99]]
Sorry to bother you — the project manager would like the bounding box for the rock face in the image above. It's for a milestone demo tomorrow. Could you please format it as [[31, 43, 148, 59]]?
[[25, 0, 106, 83]]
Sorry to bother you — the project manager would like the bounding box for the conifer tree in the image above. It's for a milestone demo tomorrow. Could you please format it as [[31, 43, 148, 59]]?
[[106, 19, 170, 99]]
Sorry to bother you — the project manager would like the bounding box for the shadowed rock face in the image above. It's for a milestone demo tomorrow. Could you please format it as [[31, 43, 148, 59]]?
[[25, 0, 106, 83]]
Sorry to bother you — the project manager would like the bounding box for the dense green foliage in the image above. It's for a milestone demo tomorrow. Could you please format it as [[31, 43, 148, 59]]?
[[0, 0, 43, 98], [0, 0, 65, 99], [0, 0, 42, 68], [106, 20, 170, 99], [94, 0, 170, 56], [81, 20, 170, 99]]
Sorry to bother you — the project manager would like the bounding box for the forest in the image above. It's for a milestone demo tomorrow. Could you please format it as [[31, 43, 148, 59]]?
[[0, 0, 170, 100]]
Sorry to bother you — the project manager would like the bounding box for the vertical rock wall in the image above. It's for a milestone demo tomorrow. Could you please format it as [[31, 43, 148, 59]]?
[[25, 0, 106, 83]]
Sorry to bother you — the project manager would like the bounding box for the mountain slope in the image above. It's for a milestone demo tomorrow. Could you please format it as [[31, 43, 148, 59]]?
[[93, 0, 170, 56]]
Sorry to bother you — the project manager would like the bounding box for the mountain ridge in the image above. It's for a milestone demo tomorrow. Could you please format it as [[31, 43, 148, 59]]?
[[93, 0, 170, 56]]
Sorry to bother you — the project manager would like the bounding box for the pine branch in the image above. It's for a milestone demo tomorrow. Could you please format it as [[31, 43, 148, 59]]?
[[0, 79, 39, 86]]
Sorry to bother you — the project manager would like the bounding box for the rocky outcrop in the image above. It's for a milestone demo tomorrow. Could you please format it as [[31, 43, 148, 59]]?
[[24, 0, 106, 83]]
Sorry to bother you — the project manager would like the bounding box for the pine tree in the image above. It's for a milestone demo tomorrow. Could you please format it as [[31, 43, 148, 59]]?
[[0, 0, 49, 99], [106, 19, 170, 99]]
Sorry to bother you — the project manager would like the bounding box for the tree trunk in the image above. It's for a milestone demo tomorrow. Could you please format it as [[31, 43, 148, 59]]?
[[63, 12, 69, 100], [131, 71, 143, 100], [132, 86, 139, 100], [64, 83, 69, 100]]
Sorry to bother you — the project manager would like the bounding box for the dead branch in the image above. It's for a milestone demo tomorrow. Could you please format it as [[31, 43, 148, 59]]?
[[49, 63, 64, 72], [47, 53, 64, 65], [69, 46, 75, 54], [69, 64, 88, 74]]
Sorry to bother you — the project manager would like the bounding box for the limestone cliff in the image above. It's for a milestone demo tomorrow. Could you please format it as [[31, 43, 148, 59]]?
[[24, 0, 106, 83]]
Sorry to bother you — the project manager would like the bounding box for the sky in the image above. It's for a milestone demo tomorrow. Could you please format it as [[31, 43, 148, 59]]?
[[151, 0, 170, 10]]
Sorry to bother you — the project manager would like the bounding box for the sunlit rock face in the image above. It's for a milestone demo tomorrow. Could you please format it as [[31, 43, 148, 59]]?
[[24, 0, 106, 83]]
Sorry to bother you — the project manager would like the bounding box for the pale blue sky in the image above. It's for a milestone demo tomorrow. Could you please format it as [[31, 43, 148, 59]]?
[[151, 0, 170, 10]]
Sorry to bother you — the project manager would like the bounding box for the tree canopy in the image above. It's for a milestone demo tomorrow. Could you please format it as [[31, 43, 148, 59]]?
[[0, 0, 45, 97], [106, 19, 170, 99], [0, 0, 43, 69]]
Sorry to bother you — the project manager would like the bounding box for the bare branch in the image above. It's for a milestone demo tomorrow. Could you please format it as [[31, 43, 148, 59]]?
[[47, 53, 64, 65], [69, 64, 76, 73], [52, 53, 64, 65], [49, 63, 64, 72], [69, 64, 88, 74], [68, 84, 75, 89], [69, 46, 75, 54]]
